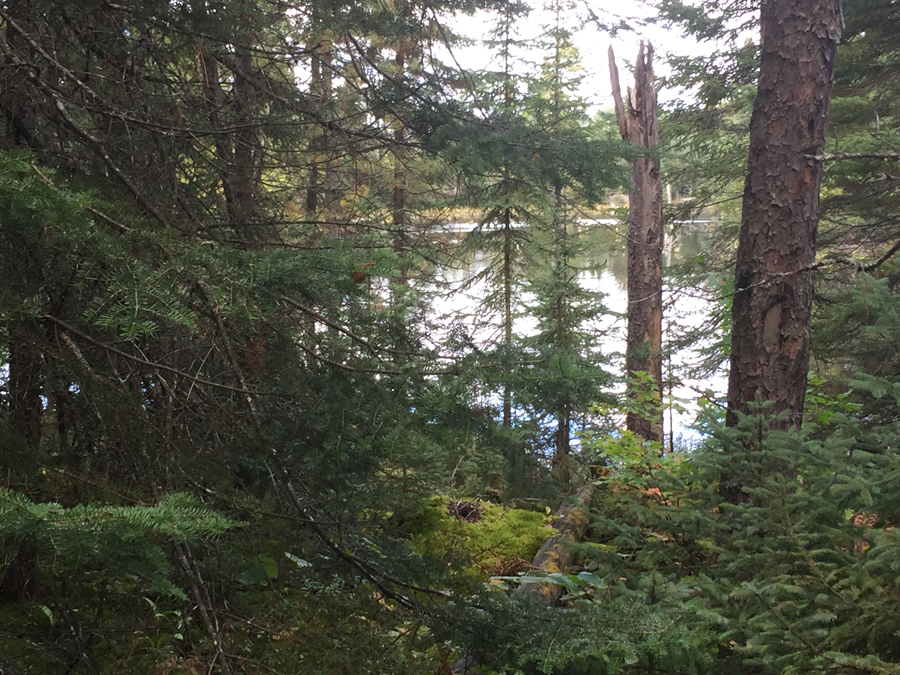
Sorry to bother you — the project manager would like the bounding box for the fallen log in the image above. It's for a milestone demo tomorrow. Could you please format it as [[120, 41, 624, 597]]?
[[513, 483, 595, 606], [451, 483, 595, 674]]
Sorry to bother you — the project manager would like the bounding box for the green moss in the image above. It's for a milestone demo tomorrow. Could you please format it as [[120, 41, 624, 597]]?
[[406, 498, 554, 579]]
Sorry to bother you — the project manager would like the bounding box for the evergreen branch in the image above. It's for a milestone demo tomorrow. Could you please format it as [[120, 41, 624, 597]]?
[[47, 95, 172, 228], [43, 315, 275, 398], [0, 6, 282, 147], [280, 295, 445, 361], [280, 295, 384, 358], [341, 31, 456, 138], [192, 283, 259, 418], [294, 341, 404, 375], [282, 480, 453, 605], [28, 163, 134, 235], [0, 27, 172, 228], [751, 585, 900, 674], [213, 49, 418, 151], [283, 481, 420, 612], [293, 340, 468, 376], [786, 521, 850, 604]]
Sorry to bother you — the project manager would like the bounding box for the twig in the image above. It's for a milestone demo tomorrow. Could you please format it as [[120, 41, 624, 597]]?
[[282, 481, 445, 611], [812, 151, 900, 162], [175, 543, 233, 675], [280, 295, 383, 357], [0, 23, 172, 227], [43, 315, 273, 397]]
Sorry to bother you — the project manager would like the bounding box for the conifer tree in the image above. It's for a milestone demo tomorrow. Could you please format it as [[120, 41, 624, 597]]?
[[518, 0, 616, 483], [452, 1, 538, 429]]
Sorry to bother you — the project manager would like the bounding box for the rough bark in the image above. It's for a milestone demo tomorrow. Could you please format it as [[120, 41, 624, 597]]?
[[1, 6, 45, 602], [0, 0, 41, 149], [196, 21, 264, 240], [390, 0, 416, 285], [392, 43, 408, 285], [306, 38, 333, 216], [198, 44, 237, 212], [609, 43, 664, 444], [7, 321, 44, 448], [726, 0, 843, 433], [552, 402, 571, 484], [230, 45, 263, 235], [0, 539, 38, 604]]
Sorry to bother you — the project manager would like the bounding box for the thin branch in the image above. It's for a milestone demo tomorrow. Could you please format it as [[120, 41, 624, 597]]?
[[812, 151, 900, 162], [175, 543, 234, 675], [280, 296, 383, 357], [0, 20, 171, 228], [294, 341, 407, 375], [283, 481, 420, 612], [858, 239, 900, 272], [43, 315, 273, 397]]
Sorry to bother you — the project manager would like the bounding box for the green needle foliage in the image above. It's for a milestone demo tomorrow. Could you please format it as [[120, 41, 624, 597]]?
[[1, 490, 241, 597], [6, 0, 900, 673]]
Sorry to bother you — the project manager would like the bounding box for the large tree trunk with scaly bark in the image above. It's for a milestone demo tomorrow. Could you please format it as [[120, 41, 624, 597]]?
[[723, 0, 842, 504], [726, 1, 843, 431]]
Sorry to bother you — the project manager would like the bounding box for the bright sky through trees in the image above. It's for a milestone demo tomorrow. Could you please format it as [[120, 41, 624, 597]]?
[[447, 0, 723, 111]]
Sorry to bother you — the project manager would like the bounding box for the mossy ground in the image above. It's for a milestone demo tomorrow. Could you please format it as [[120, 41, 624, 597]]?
[[406, 498, 555, 580]]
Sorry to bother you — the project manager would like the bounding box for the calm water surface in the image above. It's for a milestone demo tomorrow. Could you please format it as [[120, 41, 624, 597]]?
[[426, 220, 728, 444]]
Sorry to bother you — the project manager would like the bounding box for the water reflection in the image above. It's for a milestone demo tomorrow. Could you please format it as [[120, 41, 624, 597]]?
[[430, 220, 727, 443]]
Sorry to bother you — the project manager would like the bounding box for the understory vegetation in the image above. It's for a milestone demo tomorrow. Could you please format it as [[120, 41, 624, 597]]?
[[3, 0, 900, 673]]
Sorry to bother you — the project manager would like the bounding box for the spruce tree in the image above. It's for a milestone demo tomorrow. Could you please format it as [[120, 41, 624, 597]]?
[[516, 0, 619, 484]]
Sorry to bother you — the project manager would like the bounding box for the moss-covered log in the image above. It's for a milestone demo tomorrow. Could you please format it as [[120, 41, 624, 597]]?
[[451, 485, 594, 674], [514, 483, 594, 605]]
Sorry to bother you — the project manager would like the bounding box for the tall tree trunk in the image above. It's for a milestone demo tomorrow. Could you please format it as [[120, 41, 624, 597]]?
[[1, 0, 40, 148], [7, 321, 43, 448], [196, 24, 264, 241], [2, 0, 44, 449], [549, 187, 573, 484], [198, 44, 237, 213], [726, 1, 842, 433], [391, 5, 413, 287], [609, 43, 664, 445], [392, 78, 408, 286], [306, 38, 333, 217], [231, 44, 261, 235], [553, 402, 571, 484], [502, 208, 513, 428], [500, 22, 515, 428]]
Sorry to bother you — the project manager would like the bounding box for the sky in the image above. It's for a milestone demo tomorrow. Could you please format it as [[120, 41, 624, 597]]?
[[445, 0, 731, 113]]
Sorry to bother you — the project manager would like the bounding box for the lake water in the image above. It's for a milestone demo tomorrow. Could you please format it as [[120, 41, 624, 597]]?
[[426, 220, 728, 446]]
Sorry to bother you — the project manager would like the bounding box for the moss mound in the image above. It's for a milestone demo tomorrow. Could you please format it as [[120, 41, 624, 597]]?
[[407, 498, 554, 579]]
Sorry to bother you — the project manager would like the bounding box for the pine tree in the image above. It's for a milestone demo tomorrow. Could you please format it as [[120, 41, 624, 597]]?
[[725, 0, 842, 442]]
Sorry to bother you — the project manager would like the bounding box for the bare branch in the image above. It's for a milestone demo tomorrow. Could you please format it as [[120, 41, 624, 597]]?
[[811, 151, 900, 162], [43, 315, 272, 397]]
